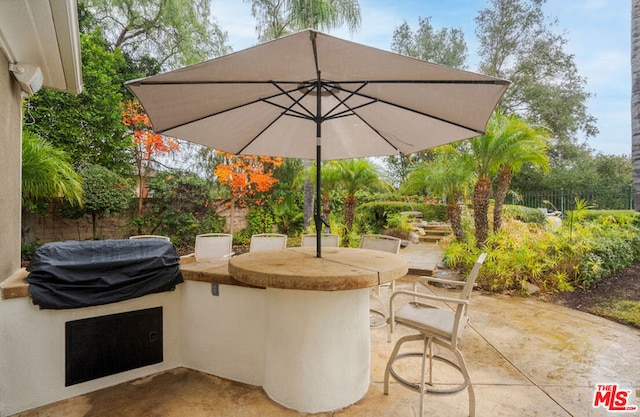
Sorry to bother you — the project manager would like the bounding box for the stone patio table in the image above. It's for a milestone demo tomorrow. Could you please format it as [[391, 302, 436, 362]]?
[[228, 246, 408, 413]]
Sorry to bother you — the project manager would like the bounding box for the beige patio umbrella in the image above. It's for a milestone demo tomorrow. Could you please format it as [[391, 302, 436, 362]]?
[[126, 29, 509, 257]]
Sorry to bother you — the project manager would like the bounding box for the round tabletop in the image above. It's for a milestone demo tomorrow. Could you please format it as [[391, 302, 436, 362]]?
[[228, 246, 408, 291]]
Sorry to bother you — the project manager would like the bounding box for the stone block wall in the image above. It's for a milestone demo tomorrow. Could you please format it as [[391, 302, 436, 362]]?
[[25, 202, 250, 245]]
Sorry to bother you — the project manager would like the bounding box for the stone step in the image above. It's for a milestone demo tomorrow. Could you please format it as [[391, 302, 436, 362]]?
[[408, 264, 437, 276], [420, 236, 444, 243], [423, 226, 451, 233], [423, 229, 451, 236]]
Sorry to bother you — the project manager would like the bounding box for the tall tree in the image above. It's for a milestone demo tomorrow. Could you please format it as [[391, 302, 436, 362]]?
[[387, 17, 468, 184], [633, 0, 640, 210], [475, 0, 597, 156], [248, 0, 361, 41], [25, 31, 132, 172], [81, 0, 230, 69], [247, 0, 362, 229], [391, 17, 467, 68]]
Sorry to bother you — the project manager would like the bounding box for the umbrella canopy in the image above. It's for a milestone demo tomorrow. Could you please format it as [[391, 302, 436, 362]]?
[[126, 29, 509, 256]]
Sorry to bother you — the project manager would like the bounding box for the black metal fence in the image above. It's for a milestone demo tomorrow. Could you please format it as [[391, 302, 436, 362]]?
[[506, 186, 634, 212]]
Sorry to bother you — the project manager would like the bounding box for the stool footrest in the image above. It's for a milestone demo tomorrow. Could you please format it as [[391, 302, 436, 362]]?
[[387, 352, 468, 394]]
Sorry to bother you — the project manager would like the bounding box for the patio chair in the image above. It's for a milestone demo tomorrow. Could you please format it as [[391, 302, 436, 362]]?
[[301, 233, 340, 248], [185, 233, 234, 262], [360, 234, 401, 293], [360, 234, 402, 328], [129, 235, 170, 241], [384, 252, 487, 417], [249, 233, 287, 252]]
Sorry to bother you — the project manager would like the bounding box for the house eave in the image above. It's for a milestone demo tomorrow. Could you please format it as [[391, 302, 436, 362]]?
[[0, 0, 82, 94]]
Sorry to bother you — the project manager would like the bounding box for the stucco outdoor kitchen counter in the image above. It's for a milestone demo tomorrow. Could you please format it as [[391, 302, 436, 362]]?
[[228, 246, 408, 291]]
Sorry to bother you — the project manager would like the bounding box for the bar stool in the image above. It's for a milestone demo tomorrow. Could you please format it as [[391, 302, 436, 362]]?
[[384, 253, 487, 417]]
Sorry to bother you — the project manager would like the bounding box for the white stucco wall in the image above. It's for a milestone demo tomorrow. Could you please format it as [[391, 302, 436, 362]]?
[[181, 282, 266, 386], [0, 281, 271, 416], [0, 52, 23, 283], [263, 288, 370, 413], [0, 289, 183, 416]]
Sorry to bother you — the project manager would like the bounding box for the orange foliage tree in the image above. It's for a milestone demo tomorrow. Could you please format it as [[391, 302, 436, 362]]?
[[214, 151, 283, 233], [122, 99, 179, 215]]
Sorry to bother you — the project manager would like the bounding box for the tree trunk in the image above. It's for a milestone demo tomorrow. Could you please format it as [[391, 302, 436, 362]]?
[[493, 166, 512, 232], [472, 175, 492, 248], [344, 193, 357, 234], [322, 192, 331, 217], [92, 213, 97, 240], [633, 0, 640, 210], [229, 197, 236, 234], [446, 199, 465, 242], [303, 159, 321, 229]]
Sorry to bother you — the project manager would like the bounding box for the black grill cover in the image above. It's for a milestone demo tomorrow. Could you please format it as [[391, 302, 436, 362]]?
[[27, 239, 184, 309]]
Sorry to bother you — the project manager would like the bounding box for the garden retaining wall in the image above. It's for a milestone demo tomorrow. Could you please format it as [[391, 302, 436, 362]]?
[[24, 203, 249, 244]]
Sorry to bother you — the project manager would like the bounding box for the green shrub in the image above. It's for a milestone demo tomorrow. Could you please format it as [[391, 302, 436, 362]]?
[[356, 201, 446, 233], [246, 205, 275, 234], [21, 241, 42, 261], [503, 205, 546, 224], [441, 213, 640, 294], [135, 170, 226, 252], [233, 227, 253, 246], [575, 221, 640, 288], [575, 209, 639, 224]]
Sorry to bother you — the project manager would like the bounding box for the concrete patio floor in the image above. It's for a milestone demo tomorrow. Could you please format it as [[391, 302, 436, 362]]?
[[13, 244, 640, 417]]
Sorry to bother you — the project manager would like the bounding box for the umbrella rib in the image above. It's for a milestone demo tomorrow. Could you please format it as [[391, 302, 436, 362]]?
[[328, 79, 509, 86], [267, 81, 316, 119], [236, 111, 288, 154], [324, 86, 402, 153], [150, 83, 313, 134], [330, 83, 485, 134], [237, 82, 319, 154], [321, 82, 369, 120], [129, 79, 507, 86]]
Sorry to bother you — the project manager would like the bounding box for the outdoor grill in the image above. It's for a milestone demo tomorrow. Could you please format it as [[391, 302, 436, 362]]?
[[26, 239, 183, 309]]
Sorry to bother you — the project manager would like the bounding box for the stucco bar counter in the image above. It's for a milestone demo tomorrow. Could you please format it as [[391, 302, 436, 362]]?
[[228, 246, 408, 413]]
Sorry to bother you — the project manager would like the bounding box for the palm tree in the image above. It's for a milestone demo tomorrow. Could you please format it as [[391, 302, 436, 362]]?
[[327, 158, 382, 234], [470, 113, 550, 248], [633, 0, 640, 210], [247, 0, 362, 229], [22, 131, 83, 206], [302, 160, 341, 229], [491, 115, 549, 232], [469, 128, 499, 249], [21, 130, 83, 244], [402, 145, 475, 242]]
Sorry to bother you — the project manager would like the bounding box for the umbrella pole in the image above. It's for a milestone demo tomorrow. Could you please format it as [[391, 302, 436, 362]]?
[[315, 76, 322, 258], [315, 143, 322, 258]]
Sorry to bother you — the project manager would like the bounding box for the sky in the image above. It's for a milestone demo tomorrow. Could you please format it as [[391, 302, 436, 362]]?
[[211, 0, 631, 156]]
